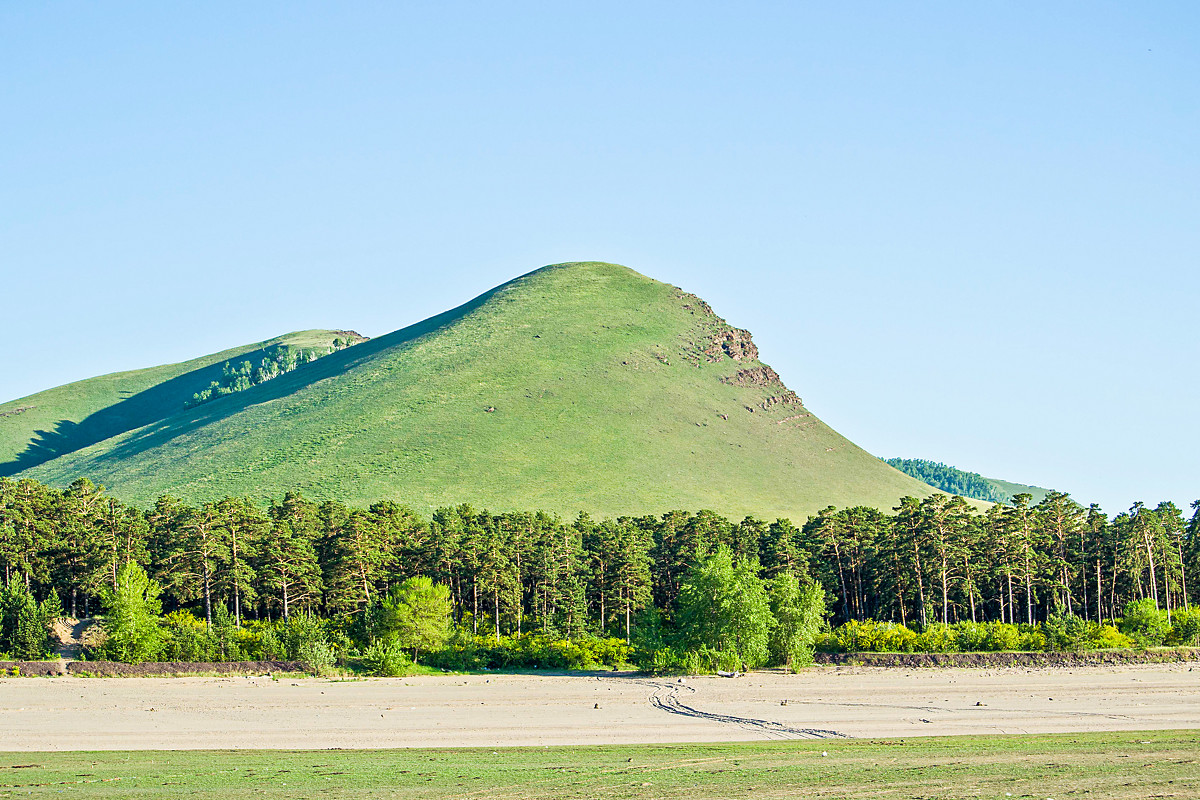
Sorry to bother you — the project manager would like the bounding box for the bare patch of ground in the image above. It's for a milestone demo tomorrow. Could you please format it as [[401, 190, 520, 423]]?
[[48, 617, 101, 660], [0, 661, 1197, 751]]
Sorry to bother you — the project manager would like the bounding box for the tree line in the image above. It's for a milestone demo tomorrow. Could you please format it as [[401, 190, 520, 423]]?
[[883, 457, 1006, 503], [1, 477, 1197, 640]]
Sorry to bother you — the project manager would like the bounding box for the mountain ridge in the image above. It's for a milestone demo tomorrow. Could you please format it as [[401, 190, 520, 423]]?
[[0, 329, 356, 476], [9, 262, 940, 519]]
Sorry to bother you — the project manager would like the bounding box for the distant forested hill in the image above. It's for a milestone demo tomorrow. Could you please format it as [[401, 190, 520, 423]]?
[[883, 458, 1051, 505]]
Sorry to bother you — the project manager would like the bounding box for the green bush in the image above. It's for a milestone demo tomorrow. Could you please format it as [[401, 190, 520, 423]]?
[[1093, 624, 1134, 649], [633, 645, 688, 673], [1042, 613, 1094, 651], [159, 611, 214, 661], [952, 622, 988, 652], [1016, 624, 1046, 651], [362, 637, 413, 676], [827, 620, 916, 653], [980, 622, 1020, 651], [914, 623, 957, 653], [1167, 609, 1200, 646], [425, 630, 630, 671], [1120, 599, 1169, 647], [0, 582, 55, 660], [260, 611, 336, 670]]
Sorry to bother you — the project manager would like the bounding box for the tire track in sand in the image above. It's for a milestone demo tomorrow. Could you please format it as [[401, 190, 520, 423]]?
[[604, 677, 846, 740]]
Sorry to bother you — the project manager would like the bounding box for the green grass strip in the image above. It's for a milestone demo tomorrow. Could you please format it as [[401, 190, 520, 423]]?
[[1, 731, 1196, 799]]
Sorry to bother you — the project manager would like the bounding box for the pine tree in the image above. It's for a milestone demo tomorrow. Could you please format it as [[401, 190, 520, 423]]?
[[215, 497, 266, 626], [256, 519, 322, 619]]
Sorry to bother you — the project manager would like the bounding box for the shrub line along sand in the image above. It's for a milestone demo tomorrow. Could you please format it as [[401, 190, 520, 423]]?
[[1, 662, 1197, 751]]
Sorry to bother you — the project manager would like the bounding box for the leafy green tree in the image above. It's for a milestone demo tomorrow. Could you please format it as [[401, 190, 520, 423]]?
[[0, 479, 57, 589], [1186, 501, 1200, 609], [381, 576, 453, 660], [1120, 597, 1168, 647], [650, 510, 711, 611], [583, 516, 646, 637], [97, 562, 163, 663], [892, 497, 932, 627], [768, 571, 826, 670], [526, 513, 586, 636], [918, 494, 973, 624], [676, 545, 770, 671], [758, 518, 808, 579], [1007, 493, 1045, 623]]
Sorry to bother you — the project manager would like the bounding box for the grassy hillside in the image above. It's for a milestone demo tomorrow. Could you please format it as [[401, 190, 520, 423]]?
[[0, 330, 359, 477], [19, 262, 938, 520], [986, 476, 1052, 505]]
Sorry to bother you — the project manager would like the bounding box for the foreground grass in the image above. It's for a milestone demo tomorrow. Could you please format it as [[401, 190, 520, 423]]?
[[1, 731, 1196, 799]]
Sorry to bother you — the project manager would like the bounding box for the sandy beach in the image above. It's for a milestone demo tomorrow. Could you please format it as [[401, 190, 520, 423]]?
[[1, 663, 1196, 751]]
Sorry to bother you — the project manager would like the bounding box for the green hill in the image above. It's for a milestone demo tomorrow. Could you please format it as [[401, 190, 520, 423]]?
[[9, 262, 939, 519], [985, 476, 1051, 506], [0, 329, 359, 477], [884, 457, 1051, 505]]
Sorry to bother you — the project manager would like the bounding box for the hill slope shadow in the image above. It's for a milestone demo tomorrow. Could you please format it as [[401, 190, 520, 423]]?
[[0, 339, 315, 477], [10, 274, 519, 477]]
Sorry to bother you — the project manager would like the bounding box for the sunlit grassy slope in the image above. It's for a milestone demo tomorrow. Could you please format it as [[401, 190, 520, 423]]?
[[986, 476, 1051, 505], [18, 262, 936, 519], [0, 330, 350, 477]]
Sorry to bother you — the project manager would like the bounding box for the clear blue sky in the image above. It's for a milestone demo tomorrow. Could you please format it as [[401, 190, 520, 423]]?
[[3, 2, 1197, 516]]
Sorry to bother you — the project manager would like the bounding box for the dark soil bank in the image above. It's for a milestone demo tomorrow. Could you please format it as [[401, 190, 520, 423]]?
[[0, 660, 306, 676], [815, 648, 1200, 668]]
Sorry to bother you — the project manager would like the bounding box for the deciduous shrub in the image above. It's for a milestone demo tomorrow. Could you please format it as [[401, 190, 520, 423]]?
[[980, 622, 1020, 652], [425, 631, 630, 671], [362, 637, 413, 676], [260, 611, 336, 670], [914, 623, 957, 653], [94, 563, 163, 663], [1168, 609, 1200, 646], [768, 574, 828, 668], [1120, 599, 1169, 647]]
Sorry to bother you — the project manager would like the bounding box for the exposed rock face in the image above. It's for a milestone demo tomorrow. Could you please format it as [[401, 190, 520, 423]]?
[[706, 327, 758, 362], [673, 289, 803, 412], [721, 366, 801, 409], [677, 292, 759, 364]]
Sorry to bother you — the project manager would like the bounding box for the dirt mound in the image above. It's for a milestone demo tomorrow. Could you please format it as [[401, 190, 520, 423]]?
[[815, 648, 1200, 668], [66, 660, 308, 676], [49, 617, 102, 659]]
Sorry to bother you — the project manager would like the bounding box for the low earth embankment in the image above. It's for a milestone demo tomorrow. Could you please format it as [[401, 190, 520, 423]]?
[[0, 660, 307, 677], [815, 647, 1200, 668]]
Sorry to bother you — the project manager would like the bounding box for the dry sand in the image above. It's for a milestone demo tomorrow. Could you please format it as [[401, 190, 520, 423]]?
[[1, 663, 1197, 751]]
